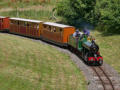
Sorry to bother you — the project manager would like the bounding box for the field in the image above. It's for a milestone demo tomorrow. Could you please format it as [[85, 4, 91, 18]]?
[[91, 31, 120, 74], [0, 33, 86, 90], [0, 0, 62, 22], [0, 1, 87, 90], [0, 0, 120, 89]]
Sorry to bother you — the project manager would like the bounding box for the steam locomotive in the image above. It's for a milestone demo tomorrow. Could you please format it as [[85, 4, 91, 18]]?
[[68, 34, 103, 65]]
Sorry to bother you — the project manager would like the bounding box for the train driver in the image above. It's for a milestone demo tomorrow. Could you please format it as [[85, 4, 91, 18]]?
[[83, 28, 90, 36], [73, 29, 82, 38]]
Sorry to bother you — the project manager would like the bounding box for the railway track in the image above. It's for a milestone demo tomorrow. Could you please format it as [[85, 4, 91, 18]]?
[[91, 66, 115, 90]]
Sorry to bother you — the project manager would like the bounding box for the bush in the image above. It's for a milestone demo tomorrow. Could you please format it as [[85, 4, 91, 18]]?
[[56, 0, 120, 32]]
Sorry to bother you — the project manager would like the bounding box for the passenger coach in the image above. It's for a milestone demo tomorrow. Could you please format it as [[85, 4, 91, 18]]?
[[41, 22, 75, 46], [0, 16, 9, 32], [10, 18, 43, 38]]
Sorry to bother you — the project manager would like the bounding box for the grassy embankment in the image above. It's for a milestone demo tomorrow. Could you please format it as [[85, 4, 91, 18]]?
[[91, 31, 120, 74], [0, 1, 87, 90], [0, 0, 62, 22], [0, 33, 86, 90]]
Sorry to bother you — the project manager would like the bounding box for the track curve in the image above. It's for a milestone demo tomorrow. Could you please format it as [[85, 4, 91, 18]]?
[[91, 66, 115, 90]]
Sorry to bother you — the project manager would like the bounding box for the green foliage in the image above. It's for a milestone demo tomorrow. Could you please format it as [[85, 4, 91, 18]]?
[[56, 0, 96, 28], [94, 0, 120, 32], [56, 0, 120, 32]]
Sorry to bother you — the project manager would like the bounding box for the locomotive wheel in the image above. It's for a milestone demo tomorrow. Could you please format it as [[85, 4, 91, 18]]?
[[69, 46, 73, 52], [99, 60, 103, 66], [84, 53, 88, 64]]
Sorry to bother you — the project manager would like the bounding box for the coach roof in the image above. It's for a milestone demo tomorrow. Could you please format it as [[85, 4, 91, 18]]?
[[10, 17, 43, 23], [44, 22, 74, 28], [0, 16, 5, 18]]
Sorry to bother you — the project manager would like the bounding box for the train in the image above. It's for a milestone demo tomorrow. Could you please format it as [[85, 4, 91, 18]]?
[[0, 16, 103, 65]]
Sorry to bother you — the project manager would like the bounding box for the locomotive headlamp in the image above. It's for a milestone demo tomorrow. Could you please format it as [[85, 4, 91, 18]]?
[[91, 58, 93, 61]]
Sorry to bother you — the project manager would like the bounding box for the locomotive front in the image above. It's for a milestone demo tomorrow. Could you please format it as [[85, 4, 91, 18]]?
[[82, 39, 103, 65]]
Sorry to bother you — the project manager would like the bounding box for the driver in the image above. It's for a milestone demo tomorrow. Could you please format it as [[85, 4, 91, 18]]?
[[83, 28, 90, 36], [73, 29, 82, 38]]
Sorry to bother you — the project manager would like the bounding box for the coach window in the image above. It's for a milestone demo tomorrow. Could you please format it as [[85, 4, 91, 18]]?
[[29, 23, 32, 27], [13, 20, 16, 24], [11, 20, 13, 24], [48, 26, 51, 31], [37, 24, 39, 29], [44, 24, 46, 27], [1, 19, 3, 23], [33, 23, 35, 28], [22, 22, 24, 26], [10, 20, 13, 24], [13, 21, 16, 25], [60, 28, 62, 32], [19, 21, 21, 26], [33, 23, 36, 28], [27, 23, 29, 27], [53, 27, 56, 32], [17, 21, 19, 25], [31, 23, 33, 27], [24, 22, 27, 26]]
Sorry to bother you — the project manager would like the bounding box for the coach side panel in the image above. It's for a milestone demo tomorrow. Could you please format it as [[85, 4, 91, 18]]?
[[0, 17, 10, 31], [63, 27, 75, 43]]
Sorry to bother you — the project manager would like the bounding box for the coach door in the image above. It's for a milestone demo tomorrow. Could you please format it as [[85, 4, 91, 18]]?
[[59, 28, 63, 42], [52, 27, 63, 43], [26, 22, 30, 36], [55, 27, 63, 43], [0, 18, 2, 30]]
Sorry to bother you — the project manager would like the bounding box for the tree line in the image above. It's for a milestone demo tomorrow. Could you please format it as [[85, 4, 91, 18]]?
[[56, 0, 120, 33]]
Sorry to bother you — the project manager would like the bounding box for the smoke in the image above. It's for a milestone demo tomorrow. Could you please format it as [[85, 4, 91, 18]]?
[[71, 18, 94, 31]]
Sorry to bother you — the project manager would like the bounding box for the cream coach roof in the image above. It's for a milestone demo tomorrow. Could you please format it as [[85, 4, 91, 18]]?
[[44, 22, 74, 28], [0, 16, 5, 18], [10, 17, 43, 23]]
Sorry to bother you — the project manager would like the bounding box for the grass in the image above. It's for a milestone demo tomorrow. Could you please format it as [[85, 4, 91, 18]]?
[[0, 0, 63, 8], [91, 31, 120, 74], [0, 10, 54, 21], [0, 33, 86, 90], [0, 9, 62, 22], [0, 0, 62, 22]]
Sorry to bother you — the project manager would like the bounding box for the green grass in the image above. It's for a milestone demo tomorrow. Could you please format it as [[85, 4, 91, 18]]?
[[0, 9, 62, 22], [91, 31, 120, 74], [0, 10, 54, 21], [0, 0, 62, 22], [0, 33, 86, 90], [0, 0, 63, 8]]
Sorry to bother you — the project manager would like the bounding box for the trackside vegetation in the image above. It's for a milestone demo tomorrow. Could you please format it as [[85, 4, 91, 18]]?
[[0, 33, 86, 90], [91, 31, 120, 74], [0, 0, 62, 21], [56, 0, 120, 33]]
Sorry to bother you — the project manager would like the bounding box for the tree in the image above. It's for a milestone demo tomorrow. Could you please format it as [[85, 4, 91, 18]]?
[[94, 0, 120, 32], [56, 0, 120, 32], [56, 0, 96, 28]]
